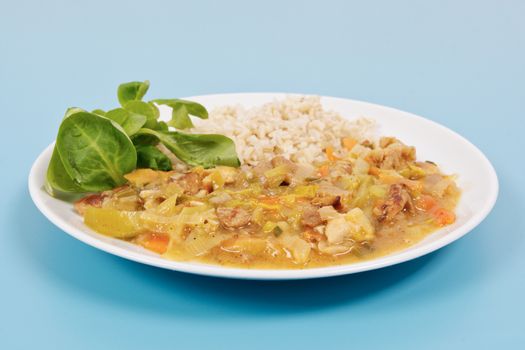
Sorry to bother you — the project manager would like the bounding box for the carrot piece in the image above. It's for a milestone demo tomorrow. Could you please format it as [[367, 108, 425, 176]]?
[[431, 208, 456, 226], [342, 137, 357, 150], [368, 166, 380, 176], [324, 146, 339, 161], [415, 195, 438, 211], [137, 232, 170, 254], [318, 164, 330, 177]]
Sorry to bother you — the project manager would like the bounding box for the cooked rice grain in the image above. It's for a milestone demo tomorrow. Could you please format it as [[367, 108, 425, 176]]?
[[191, 96, 375, 165]]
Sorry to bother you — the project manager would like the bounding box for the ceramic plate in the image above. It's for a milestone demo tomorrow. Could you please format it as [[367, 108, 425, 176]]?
[[28, 93, 498, 279]]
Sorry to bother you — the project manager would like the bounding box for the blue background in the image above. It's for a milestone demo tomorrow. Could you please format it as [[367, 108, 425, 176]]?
[[1, 1, 524, 349]]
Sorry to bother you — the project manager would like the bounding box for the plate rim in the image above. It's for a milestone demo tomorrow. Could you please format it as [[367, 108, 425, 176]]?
[[28, 93, 499, 280]]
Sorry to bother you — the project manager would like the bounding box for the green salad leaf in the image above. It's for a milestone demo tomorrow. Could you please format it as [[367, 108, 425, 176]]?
[[117, 80, 150, 106], [64, 107, 86, 119], [55, 112, 137, 192], [136, 128, 240, 168], [136, 144, 172, 171], [45, 80, 240, 197], [92, 109, 106, 116], [46, 147, 85, 195], [106, 108, 147, 136], [153, 99, 208, 130], [124, 100, 159, 129]]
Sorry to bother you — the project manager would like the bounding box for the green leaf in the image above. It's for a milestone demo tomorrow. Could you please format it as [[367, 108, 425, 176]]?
[[92, 109, 106, 116], [124, 113, 147, 136], [124, 100, 158, 129], [46, 146, 86, 197], [135, 144, 172, 171], [148, 101, 160, 119], [155, 121, 169, 131], [56, 112, 137, 192], [117, 80, 150, 106], [169, 104, 194, 129], [136, 129, 240, 168], [154, 99, 208, 119], [106, 108, 147, 136], [153, 99, 208, 130], [64, 107, 86, 120], [105, 108, 128, 125]]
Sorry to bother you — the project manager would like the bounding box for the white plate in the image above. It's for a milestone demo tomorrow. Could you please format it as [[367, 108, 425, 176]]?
[[28, 93, 498, 280]]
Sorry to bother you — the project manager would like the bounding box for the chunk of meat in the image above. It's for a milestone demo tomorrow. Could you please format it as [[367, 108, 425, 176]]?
[[216, 207, 251, 229], [311, 182, 346, 207], [312, 195, 340, 207], [301, 205, 323, 228], [74, 194, 106, 215], [360, 140, 374, 149], [382, 143, 415, 170], [369, 138, 416, 170], [177, 172, 202, 195], [374, 184, 414, 222]]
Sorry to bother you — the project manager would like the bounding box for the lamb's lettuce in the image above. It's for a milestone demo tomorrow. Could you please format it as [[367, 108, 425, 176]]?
[[118, 80, 150, 106], [55, 112, 137, 192], [105, 108, 146, 136], [45, 80, 240, 197], [136, 128, 240, 168], [153, 99, 208, 130], [135, 144, 172, 171]]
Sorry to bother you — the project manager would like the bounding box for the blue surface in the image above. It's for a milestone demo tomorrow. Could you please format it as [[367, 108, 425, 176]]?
[[1, 1, 524, 349]]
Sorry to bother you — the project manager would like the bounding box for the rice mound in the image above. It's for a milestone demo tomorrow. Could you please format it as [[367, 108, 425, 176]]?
[[191, 96, 375, 165]]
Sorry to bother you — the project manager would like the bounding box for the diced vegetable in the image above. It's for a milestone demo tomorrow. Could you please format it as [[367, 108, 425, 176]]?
[[353, 158, 370, 175], [251, 207, 265, 226], [211, 172, 225, 189], [325, 216, 351, 244], [124, 168, 160, 187], [225, 237, 268, 255], [293, 185, 318, 197], [84, 207, 141, 238], [318, 206, 340, 220], [214, 166, 238, 184], [318, 240, 352, 255], [279, 234, 311, 264], [351, 175, 373, 207], [318, 164, 330, 177], [273, 226, 283, 237], [399, 164, 426, 179], [342, 137, 357, 150], [263, 221, 278, 233], [369, 184, 388, 199], [431, 207, 456, 226], [155, 194, 180, 216], [134, 232, 170, 254], [184, 230, 228, 256], [368, 166, 380, 176], [345, 208, 375, 241], [264, 165, 289, 187], [325, 146, 339, 161], [414, 194, 438, 211]]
